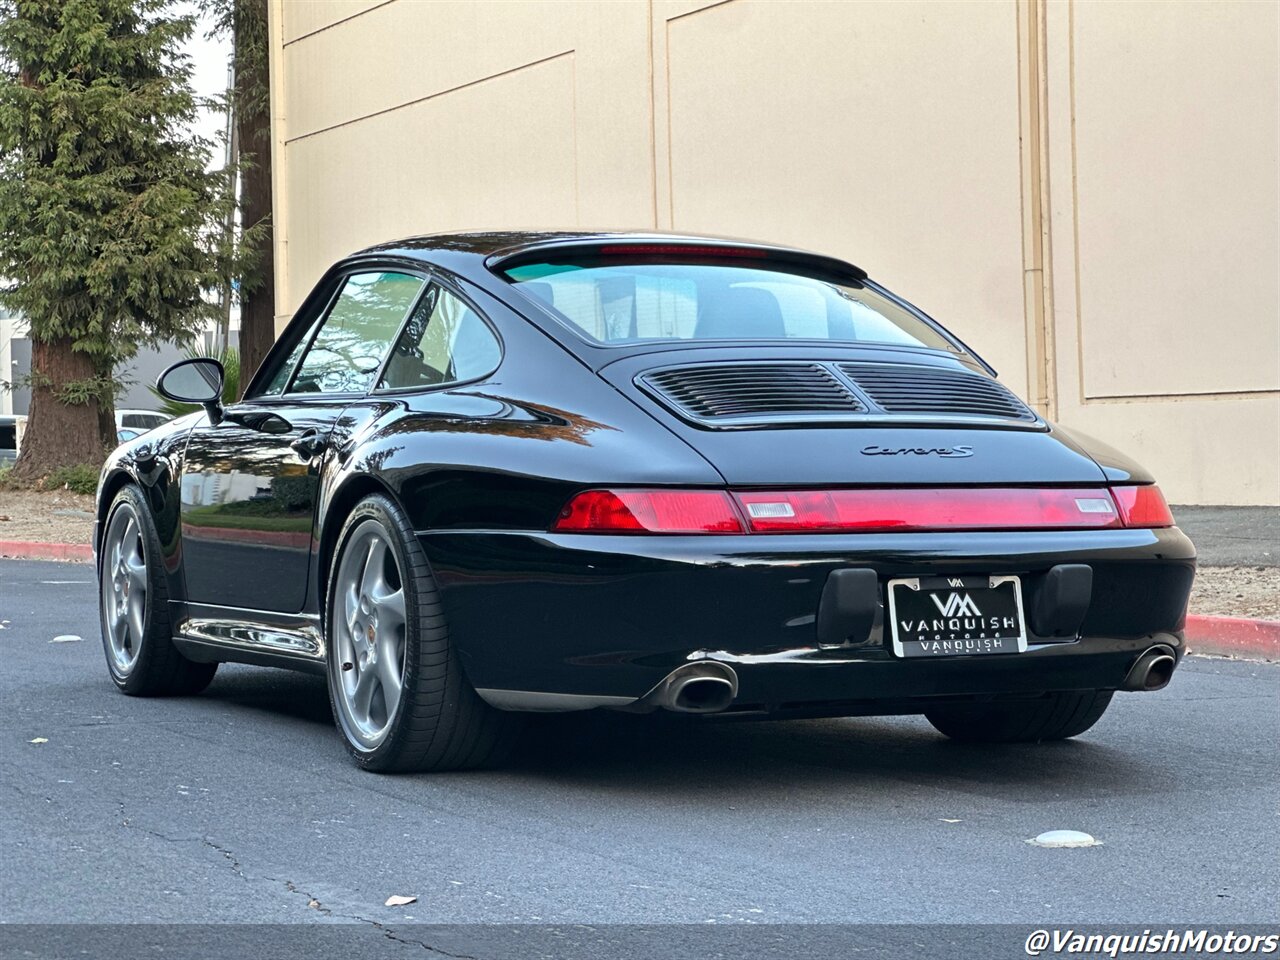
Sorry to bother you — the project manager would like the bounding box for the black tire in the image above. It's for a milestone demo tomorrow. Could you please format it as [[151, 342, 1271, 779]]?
[[924, 690, 1114, 743], [324, 493, 520, 773], [98, 485, 217, 697]]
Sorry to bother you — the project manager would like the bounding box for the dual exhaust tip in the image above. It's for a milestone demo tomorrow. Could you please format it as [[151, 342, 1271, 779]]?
[[645, 644, 1175, 713], [1123, 644, 1177, 692]]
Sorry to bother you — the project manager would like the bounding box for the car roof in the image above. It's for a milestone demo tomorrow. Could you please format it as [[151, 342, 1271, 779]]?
[[350, 230, 868, 281]]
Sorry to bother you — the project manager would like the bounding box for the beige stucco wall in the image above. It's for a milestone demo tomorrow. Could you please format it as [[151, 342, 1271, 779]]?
[[268, 0, 1279, 505]]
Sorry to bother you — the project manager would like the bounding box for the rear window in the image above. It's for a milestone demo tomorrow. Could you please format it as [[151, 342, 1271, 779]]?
[[501, 258, 956, 352]]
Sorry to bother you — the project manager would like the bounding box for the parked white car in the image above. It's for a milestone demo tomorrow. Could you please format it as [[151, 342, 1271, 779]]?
[[0, 414, 24, 466], [115, 409, 172, 443]]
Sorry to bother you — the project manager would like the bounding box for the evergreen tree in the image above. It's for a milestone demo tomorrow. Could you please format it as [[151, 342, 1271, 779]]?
[[0, 0, 231, 477]]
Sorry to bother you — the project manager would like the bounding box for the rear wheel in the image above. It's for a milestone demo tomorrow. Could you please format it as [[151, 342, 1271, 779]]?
[[924, 690, 1113, 743], [99, 486, 217, 696], [324, 493, 519, 773]]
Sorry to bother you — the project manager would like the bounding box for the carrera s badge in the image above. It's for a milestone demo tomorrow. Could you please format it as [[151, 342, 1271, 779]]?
[[860, 445, 974, 459]]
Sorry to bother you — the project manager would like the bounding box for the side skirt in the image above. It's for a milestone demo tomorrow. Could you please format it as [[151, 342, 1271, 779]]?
[[170, 601, 326, 675]]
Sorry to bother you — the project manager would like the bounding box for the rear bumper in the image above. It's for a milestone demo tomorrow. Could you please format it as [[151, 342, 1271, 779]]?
[[678, 632, 1184, 716], [419, 526, 1195, 712]]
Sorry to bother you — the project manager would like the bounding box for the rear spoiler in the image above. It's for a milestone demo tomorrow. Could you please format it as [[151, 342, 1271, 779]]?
[[485, 235, 870, 285]]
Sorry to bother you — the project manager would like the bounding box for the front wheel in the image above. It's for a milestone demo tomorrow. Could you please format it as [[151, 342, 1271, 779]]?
[[924, 690, 1114, 743], [324, 493, 519, 773], [98, 485, 217, 696]]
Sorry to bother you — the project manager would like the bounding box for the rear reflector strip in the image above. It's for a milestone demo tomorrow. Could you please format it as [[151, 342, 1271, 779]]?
[[552, 486, 1173, 534], [733, 488, 1126, 533]]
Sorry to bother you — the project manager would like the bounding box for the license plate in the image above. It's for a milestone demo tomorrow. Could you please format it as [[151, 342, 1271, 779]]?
[[887, 575, 1028, 658]]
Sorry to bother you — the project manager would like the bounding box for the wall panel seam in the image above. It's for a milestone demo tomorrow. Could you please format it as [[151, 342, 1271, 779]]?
[[666, 0, 734, 26], [283, 49, 576, 145], [1067, 0, 1086, 408], [1082, 390, 1280, 404], [659, 0, 738, 229], [282, 0, 397, 48], [647, 0, 658, 229]]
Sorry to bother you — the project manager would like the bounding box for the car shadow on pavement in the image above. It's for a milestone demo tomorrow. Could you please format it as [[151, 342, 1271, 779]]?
[[195, 667, 1184, 802], [201, 665, 336, 726], [508, 709, 1185, 802]]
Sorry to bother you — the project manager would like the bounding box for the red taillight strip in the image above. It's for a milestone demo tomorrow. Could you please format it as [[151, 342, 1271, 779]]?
[[1110, 484, 1174, 528], [552, 486, 1173, 534], [552, 489, 745, 534]]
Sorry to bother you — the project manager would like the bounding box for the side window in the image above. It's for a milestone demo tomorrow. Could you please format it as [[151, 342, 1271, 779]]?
[[260, 314, 320, 396], [288, 272, 425, 394], [379, 285, 501, 390]]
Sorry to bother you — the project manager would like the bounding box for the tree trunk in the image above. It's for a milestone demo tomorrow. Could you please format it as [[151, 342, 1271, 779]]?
[[11, 336, 107, 479], [235, 0, 275, 396], [97, 392, 117, 450]]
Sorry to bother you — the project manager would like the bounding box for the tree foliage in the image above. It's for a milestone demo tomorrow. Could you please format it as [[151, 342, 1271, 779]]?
[[0, 0, 232, 475]]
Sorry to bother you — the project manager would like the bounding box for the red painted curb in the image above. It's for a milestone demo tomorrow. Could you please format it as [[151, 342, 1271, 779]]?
[[182, 524, 312, 549], [1185, 615, 1280, 661], [0, 540, 93, 562]]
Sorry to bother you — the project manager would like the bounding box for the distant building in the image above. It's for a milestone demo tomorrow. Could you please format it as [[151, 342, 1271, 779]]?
[[264, 0, 1278, 505], [0, 309, 29, 418], [0, 311, 235, 419]]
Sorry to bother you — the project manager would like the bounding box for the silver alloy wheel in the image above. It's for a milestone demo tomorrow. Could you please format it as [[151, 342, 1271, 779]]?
[[101, 505, 148, 676], [332, 520, 408, 749]]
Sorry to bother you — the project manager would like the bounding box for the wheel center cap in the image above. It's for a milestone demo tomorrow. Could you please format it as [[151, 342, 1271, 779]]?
[[366, 624, 375, 644]]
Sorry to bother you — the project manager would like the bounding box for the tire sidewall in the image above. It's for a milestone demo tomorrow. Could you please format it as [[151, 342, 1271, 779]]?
[[324, 495, 422, 770], [99, 488, 157, 693]]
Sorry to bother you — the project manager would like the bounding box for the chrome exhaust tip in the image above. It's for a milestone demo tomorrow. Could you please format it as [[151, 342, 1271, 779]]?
[[1123, 645, 1177, 692], [645, 662, 739, 714], [670, 675, 735, 713]]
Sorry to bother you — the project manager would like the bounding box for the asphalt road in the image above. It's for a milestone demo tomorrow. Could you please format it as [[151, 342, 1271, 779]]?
[[1171, 505, 1279, 567], [1, 560, 1277, 940]]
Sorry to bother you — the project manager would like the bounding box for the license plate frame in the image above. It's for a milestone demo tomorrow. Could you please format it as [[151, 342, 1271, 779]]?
[[887, 574, 1029, 659]]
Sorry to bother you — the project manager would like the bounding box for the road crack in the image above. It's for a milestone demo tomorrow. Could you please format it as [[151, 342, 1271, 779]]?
[[263, 878, 481, 957], [114, 800, 482, 954]]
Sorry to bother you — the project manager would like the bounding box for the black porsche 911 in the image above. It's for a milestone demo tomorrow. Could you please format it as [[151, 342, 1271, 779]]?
[[95, 231, 1196, 772]]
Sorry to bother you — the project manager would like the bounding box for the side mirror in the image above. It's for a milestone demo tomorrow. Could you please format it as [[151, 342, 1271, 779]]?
[[157, 358, 225, 422]]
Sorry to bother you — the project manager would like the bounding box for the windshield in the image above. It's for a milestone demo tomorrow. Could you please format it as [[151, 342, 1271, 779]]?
[[502, 259, 958, 352]]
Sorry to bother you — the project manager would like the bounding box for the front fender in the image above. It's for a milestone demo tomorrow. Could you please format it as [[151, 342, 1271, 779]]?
[[96, 414, 199, 599]]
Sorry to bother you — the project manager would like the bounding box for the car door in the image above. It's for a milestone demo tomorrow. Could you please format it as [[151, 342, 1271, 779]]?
[[179, 269, 428, 612]]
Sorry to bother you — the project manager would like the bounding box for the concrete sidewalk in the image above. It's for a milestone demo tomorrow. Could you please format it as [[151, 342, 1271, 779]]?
[[1170, 505, 1278, 567]]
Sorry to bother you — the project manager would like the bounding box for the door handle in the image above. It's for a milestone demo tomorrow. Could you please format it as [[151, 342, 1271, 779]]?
[[224, 408, 292, 435], [290, 429, 328, 460]]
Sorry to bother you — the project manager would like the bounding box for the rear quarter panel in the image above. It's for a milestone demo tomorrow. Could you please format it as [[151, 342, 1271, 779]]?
[[311, 278, 724, 620]]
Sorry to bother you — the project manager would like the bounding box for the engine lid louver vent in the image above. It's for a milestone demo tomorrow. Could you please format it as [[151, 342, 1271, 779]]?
[[638, 360, 1041, 428], [641, 363, 864, 424], [838, 362, 1037, 422]]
